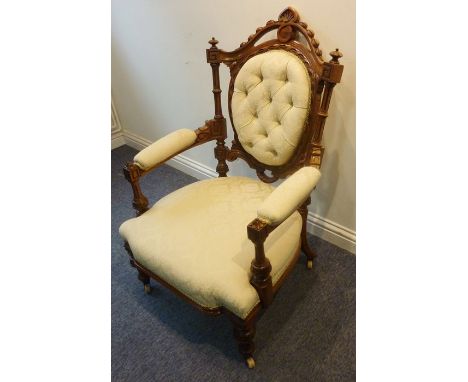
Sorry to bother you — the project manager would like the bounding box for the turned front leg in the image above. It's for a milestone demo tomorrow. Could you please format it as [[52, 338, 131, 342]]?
[[124, 242, 152, 294], [138, 269, 152, 294], [229, 314, 257, 368]]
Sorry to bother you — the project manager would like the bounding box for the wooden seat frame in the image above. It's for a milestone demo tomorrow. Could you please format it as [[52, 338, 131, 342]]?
[[122, 7, 343, 368]]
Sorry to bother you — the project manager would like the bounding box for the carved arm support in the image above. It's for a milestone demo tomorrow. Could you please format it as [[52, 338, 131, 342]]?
[[123, 118, 225, 216], [247, 166, 321, 307], [247, 219, 274, 308]]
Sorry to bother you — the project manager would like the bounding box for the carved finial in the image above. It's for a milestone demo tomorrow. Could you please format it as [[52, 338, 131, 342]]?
[[209, 37, 219, 47], [330, 48, 343, 64], [278, 6, 300, 22]]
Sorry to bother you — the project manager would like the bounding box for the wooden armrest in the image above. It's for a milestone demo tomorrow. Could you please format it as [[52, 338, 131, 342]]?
[[247, 167, 320, 307], [123, 119, 226, 216], [133, 119, 225, 174], [133, 129, 197, 171], [257, 167, 321, 226]]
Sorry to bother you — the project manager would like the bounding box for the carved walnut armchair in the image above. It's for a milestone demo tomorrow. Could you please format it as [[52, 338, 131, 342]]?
[[119, 7, 343, 368]]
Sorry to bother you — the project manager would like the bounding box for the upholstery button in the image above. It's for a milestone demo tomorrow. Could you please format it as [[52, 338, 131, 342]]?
[[268, 148, 277, 156]]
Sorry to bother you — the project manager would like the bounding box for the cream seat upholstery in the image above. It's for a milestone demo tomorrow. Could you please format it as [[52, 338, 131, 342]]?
[[231, 50, 311, 166], [119, 176, 302, 319]]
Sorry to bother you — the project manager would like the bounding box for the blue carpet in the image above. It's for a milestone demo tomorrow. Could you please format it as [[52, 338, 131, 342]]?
[[112, 145, 355, 381]]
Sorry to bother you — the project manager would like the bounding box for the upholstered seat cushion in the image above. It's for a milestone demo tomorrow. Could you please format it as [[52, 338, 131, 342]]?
[[119, 176, 302, 319]]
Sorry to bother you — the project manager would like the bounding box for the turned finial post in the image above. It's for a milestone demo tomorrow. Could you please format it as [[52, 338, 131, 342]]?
[[206, 36, 229, 177], [208, 37, 219, 47], [206, 36, 223, 119], [329, 48, 343, 64]]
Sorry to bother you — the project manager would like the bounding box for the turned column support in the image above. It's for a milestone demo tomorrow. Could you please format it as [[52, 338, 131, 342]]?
[[215, 136, 229, 177], [247, 218, 273, 307], [315, 49, 344, 142], [207, 37, 229, 177]]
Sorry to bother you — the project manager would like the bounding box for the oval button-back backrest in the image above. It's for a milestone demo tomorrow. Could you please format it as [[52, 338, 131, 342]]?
[[231, 50, 311, 166]]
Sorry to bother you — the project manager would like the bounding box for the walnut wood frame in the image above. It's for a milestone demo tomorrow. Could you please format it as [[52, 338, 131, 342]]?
[[121, 7, 342, 368]]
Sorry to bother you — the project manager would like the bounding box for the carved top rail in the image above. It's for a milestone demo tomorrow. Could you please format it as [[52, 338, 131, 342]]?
[[206, 7, 343, 85]]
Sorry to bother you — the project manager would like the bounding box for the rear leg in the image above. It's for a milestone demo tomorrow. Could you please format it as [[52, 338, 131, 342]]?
[[298, 197, 317, 269]]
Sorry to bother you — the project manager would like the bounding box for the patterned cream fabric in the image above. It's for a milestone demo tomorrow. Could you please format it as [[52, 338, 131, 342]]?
[[119, 176, 302, 319], [134, 129, 197, 170], [258, 166, 321, 225], [231, 50, 311, 166]]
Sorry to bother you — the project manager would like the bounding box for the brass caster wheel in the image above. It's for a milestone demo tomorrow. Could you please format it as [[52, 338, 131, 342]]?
[[307, 260, 313, 269], [144, 284, 152, 294], [246, 357, 255, 369]]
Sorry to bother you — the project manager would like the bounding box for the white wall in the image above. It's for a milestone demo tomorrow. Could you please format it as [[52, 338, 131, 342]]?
[[112, 0, 355, 252]]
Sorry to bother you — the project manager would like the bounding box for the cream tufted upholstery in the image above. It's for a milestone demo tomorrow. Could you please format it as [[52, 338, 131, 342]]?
[[119, 176, 302, 319], [231, 50, 311, 166]]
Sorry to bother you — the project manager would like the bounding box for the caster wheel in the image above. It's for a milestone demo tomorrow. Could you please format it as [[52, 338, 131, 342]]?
[[246, 357, 255, 369], [144, 284, 152, 294], [307, 260, 313, 269]]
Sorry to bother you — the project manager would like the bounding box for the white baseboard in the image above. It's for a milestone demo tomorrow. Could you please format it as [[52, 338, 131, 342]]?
[[168, 155, 218, 179], [120, 130, 356, 254], [111, 132, 126, 149], [307, 213, 356, 254], [122, 130, 151, 151], [111, 98, 125, 149]]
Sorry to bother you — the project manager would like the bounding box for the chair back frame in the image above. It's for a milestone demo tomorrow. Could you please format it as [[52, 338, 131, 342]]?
[[206, 7, 343, 183]]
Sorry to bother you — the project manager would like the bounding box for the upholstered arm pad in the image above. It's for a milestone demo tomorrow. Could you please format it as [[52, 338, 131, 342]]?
[[257, 167, 321, 225], [133, 129, 197, 170]]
